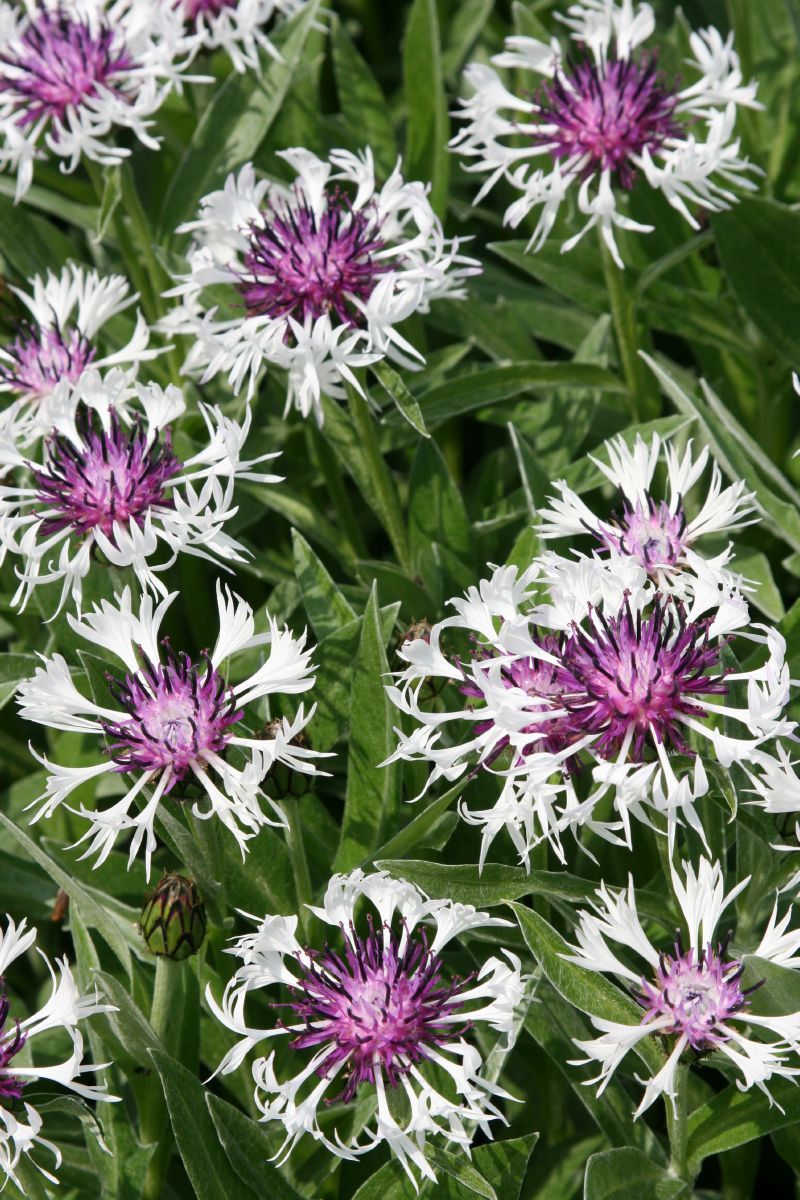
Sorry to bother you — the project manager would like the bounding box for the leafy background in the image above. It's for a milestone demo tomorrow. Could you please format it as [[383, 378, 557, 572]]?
[[1, 0, 800, 1197]]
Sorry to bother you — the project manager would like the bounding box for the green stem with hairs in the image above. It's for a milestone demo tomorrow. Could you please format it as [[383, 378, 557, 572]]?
[[345, 384, 412, 573], [141, 958, 179, 1200], [666, 1061, 691, 1183], [285, 800, 314, 939], [599, 234, 654, 424]]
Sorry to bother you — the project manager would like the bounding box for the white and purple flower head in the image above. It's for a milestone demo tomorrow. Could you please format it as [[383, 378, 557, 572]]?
[[0, 370, 281, 613], [207, 868, 523, 1185], [0, 0, 203, 201], [451, 0, 761, 265], [162, 147, 481, 423], [178, 0, 309, 74], [0, 265, 160, 432], [385, 554, 793, 868], [565, 858, 800, 1115], [538, 432, 757, 595], [0, 915, 117, 1189], [17, 581, 324, 876]]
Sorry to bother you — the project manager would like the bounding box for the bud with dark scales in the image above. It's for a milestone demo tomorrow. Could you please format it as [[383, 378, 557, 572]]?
[[140, 874, 207, 961]]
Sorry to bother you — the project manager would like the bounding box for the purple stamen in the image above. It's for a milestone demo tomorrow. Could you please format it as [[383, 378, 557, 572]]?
[[33, 408, 181, 539], [100, 645, 243, 784], [0, 6, 135, 133], [238, 191, 390, 327], [182, 0, 237, 19], [636, 939, 751, 1051], [533, 53, 681, 188], [559, 595, 727, 761], [599, 499, 688, 570], [0, 323, 96, 400], [285, 920, 472, 1103], [0, 991, 27, 1103]]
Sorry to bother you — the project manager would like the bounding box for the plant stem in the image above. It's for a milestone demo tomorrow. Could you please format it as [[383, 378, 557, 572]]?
[[309, 423, 368, 563], [599, 234, 651, 424], [345, 384, 412, 572], [666, 1061, 690, 1183], [285, 800, 314, 938], [141, 958, 178, 1200]]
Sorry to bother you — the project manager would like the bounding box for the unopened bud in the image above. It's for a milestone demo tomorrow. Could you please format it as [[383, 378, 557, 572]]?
[[140, 874, 207, 961]]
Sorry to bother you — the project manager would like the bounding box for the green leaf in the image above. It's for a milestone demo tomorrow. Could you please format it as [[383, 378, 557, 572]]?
[[408, 438, 472, 575], [292, 529, 356, 641], [403, 0, 449, 217], [372, 361, 429, 437], [0, 194, 78, 277], [378, 860, 595, 906], [509, 902, 667, 1077], [333, 584, 402, 870], [206, 1093, 303, 1200], [489, 240, 607, 312], [367, 778, 468, 864], [159, 0, 321, 236], [409, 364, 626, 429], [583, 1148, 688, 1199], [713, 196, 800, 363], [442, 0, 494, 79], [0, 812, 139, 975], [93, 969, 163, 1066], [686, 1076, 800, 1174], [350, 1135, 537, 1200], [425, 1147, 497, 1199], [0, 653, 37, 711], [95, 164, 122, 243], [149, 1049, 257, 1200], [332, 20, 396, 176]]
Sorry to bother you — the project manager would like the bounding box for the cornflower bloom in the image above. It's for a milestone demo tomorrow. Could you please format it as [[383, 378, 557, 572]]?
[[0, 916, 117, 1189], [538, 432, 756, 593], [207, 869, 523, 1185], [451, 0, 760, 265], [385, 556, 793, 868], [0, 0, 203, 201], [178, 0, 307, 73], [0, 265, 160, 432], [17, 582, 322, 876], [162, 147, 480, 423], [0, 372, 280, 612], [565, 858, 800, 1114]]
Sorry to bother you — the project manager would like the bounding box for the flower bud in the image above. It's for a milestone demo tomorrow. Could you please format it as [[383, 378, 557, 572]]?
[[140, 874, 207, 961]]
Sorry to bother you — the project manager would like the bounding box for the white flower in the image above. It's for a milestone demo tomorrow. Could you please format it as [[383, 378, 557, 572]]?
[[0, 0, 206, 202], [537, 432, 757, 594], [180, 0, 308, 74], [385, 557, 794, 869], [564, 857, 800, 1115], [0, 915, 117, 1190], [0, 265, 161, 430], [0, 372, 281, 613], [207, 868, 523, 1186], [17, 582, 325, 877], [162, 148, 481, 423], [451, 2, 760, 266]]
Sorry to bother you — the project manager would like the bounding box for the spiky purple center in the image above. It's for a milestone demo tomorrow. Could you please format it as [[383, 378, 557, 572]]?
[[635, 934, 759, 1051], [559, 596, 726, 761], [100, 645, 242, 784], [33, 409, 181, 539], [239, 193, 390, 327], [0, 325, 95, 400], [0, 992, 27, 1103], [599, 500, 688, 571], [533, 55, 681, 188], [286, 923, 471, 1103], [0, 7, 134, 130], [182, 0, 237, 19]]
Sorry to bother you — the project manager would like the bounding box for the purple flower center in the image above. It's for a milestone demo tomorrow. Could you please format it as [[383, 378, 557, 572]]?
[[636, 934, 760, 1051], [559, 596, 727, 761], [101, 645, 243, 784], [0, 7, 135, 131], [0, 992, 27, 1104], [0, 324, 95, 400], [182, 0, 237, 19], [286, 922, 471, 1102], [238, 192, 390, 327], [33, 409, 181, 540], [534, 55, 681, 188], [599, 500, 688, 570]]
